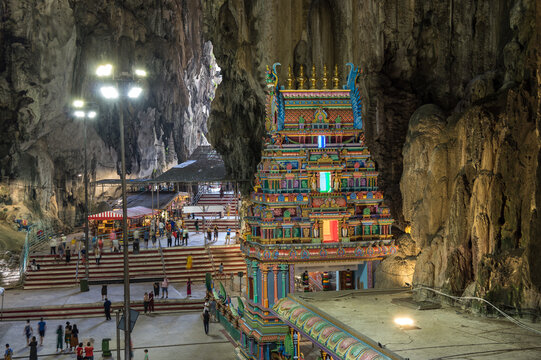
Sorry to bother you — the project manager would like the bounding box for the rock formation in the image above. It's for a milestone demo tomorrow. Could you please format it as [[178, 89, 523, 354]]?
[[0, 0, 219, 233], [204, 0, 540, 310]]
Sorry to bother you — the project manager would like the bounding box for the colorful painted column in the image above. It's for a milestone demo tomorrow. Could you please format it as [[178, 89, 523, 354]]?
[[367, 261, 373, 288], [252, 261, 259, 304], [261, 264, 269, 308], [289, 264, 295, 293], [280, 264, 288, 298], [273, 265, 279, 303]]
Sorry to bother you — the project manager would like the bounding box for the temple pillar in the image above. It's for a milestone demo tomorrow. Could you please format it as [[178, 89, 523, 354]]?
[[280, 264, 288, 298], [252, 261, 259, 304], [261, 264, 269, 308], [289, 264, 295, 293], [367, 261, 373, 288], [273, 265, 279, 303]]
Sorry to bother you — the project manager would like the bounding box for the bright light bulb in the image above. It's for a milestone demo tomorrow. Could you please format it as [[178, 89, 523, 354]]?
[[73, 100, 85, 108], [74, 110, 86, 118], [100, 86, 119, 99], [394, 317, 414, 327], [128, 86, 142, 99], [88, 111, 97, 119], [135, 69, 147, 77], [96, 64, 113, 77]]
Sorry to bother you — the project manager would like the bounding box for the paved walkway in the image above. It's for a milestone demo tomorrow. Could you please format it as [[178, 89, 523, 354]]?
[[0, 313, 236, 360]]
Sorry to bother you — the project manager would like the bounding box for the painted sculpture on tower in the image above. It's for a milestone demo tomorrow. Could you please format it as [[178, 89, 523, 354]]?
[[236, 63, 397, 360]]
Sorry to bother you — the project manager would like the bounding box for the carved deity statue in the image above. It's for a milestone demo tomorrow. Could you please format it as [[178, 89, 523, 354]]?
[[341, 222, 348, 237], [313, 221, 319, 238], [310, 173, 317, 192], [333, 173, 341, 191]]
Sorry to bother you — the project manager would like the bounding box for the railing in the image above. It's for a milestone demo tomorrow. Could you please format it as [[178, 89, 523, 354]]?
[[18, 226, 55, 284]]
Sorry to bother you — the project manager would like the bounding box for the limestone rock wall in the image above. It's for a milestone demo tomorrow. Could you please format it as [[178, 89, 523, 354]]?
[[204, 0, 540, 310], [0, 0, 218, 230]]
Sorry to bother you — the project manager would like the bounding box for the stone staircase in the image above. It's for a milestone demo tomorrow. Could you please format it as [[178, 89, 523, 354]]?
[[24, 245, 246, 290], [0, 299, 205, 321]]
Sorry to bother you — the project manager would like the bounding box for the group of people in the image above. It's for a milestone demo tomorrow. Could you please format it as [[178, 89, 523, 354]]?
[[19, 318, 94, 360]]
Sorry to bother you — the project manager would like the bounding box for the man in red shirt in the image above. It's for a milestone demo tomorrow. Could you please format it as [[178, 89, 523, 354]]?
[[84, 342, 94, 360]]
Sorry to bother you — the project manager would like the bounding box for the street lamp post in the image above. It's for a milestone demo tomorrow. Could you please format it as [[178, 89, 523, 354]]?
[[96, 64, 146, 360], [73, 101, 97, 288]]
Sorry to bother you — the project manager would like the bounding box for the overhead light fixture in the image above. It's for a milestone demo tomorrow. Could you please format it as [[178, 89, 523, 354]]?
[[127, 86, 142, 99], [74, 110, 86, 118], [100, 86, 119, 99], [87, 111, 97, 119], [134, 69, 147, 77], [73, 100, 85, 108], [96, 64, 113, 77]]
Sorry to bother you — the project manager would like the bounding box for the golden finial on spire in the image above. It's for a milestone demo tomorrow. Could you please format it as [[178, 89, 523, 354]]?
[[322, 64, 329, 89], [332, 64, 340, 89], [297, 65, 307, 90], [287, 65, 294, 90], [309, 64, 317, 89]]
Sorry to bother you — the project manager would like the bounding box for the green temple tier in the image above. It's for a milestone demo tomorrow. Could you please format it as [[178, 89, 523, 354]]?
[[236, 63, 398, 360]]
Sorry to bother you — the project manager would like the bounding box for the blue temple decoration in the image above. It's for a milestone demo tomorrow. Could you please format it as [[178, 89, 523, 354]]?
[[272, 63, 286, 131], [346, 63, 362, 129]]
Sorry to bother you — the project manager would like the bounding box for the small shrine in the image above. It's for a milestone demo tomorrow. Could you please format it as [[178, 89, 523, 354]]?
[[237, 63, 397, 360]]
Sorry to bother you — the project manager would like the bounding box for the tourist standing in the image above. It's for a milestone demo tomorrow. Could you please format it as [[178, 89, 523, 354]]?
[[151, 231, 157, 248], [148, 291, 155, 313], [65, 246, 71, 264], [206, 228, 212, 243], [104, 298, 112, 320], [101, 285, 107, 301], [173, 229, 179, 246], [70, 324, 79, 350], [55, 325, 63, 352], [153, 282, 160, 298], [64, 322, 72, 351], [183, 228, 188, 246], [159, 221, 164, 237], [225, 228, 231, 245], [213, 225, 218, 242], [84, 342, 94, 360], [186, 278, 192, 297], [4, 344, 13, 360], [57, 243, 64, 262], [203, 309, 210, 335], [166, 232, 172, 247], [98, 237, 103, 253], [219, 263, 224, 278], [144, 349, 149, 360], [194, 219, 199, 234], [143, 292, 149, 314], [23, 320, 33, 346], [61, 233, 67, 249], [29, 336, 37, 360], [94, 246, 101, 265], [37, 318, 46, 346], [161, 277, 169, 299], [144, 228, 149, 249], [49, 237, 56, 255]]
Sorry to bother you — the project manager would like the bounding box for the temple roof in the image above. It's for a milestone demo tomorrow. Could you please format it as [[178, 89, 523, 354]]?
[[272, 296, 401, 360]]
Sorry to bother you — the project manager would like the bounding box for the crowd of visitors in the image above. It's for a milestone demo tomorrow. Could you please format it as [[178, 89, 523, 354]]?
[[16, 318, 95, 359]]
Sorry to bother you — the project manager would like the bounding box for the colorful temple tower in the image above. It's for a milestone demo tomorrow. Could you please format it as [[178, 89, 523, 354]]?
[[237, 63, 398, 359]]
